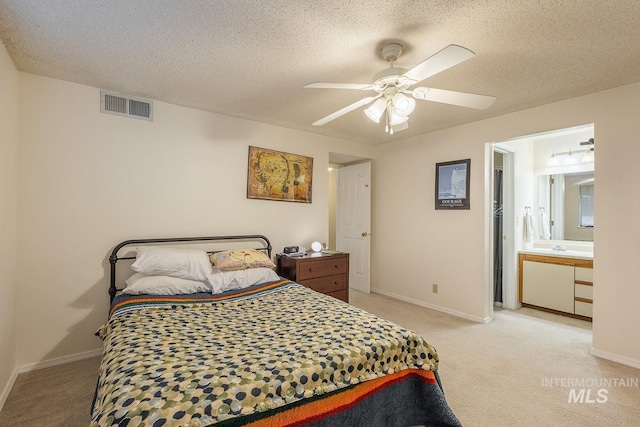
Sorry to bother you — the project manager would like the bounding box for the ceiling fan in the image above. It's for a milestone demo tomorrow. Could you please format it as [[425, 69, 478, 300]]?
[[305, 43, 496, 134]]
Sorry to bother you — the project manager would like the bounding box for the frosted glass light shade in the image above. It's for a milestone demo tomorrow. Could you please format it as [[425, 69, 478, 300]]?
[[364, 99, 387, 123], [564, 150, 578, 165], [392, 93, 416, 116], [548, 151, 560, 166], [581, 150, 594, 163], [392, 121, 409, 133], [389, 112, 408, 125]]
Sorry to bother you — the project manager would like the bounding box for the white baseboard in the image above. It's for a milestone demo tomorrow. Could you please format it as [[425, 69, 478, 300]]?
[[371, 288, 490, 323], [18, 348, 102, 374], [590, 348, 640, 370], [0, 367, 19, 412]]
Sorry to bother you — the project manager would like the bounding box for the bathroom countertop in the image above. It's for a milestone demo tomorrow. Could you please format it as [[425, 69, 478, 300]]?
[[519, 248, 593, 260]]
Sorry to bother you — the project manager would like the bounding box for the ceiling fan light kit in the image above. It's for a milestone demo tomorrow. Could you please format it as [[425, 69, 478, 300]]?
[[305, 42, 496, 134]]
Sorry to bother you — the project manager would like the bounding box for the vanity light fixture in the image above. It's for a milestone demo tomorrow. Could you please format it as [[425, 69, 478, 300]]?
[[547, 138, 595, 165]]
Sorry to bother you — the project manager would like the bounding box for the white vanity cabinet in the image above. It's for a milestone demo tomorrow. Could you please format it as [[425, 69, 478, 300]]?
[[519, 253, 593, 319]]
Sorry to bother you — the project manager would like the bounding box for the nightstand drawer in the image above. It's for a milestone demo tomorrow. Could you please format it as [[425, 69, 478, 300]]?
[[301, 275, 347, 294], [276, 252, 349, 303], [325, 289, 348, 302], [297, 257, 348, 280]]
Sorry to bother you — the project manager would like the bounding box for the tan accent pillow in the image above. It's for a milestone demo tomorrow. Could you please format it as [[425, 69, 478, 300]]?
[[210, 249, 276, 271]]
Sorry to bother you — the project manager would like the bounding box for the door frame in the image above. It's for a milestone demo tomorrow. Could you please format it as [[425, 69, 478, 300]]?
[[487, 143, 518, 319]]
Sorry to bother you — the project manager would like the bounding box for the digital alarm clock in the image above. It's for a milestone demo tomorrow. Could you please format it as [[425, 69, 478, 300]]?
[[283, 246, 299, 254]]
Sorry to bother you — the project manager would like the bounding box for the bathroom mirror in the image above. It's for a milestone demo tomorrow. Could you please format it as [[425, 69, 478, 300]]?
[[537, 171, 594, 241]]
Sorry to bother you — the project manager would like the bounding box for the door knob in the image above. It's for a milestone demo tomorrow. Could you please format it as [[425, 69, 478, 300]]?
[[361, 232, 369, 237]]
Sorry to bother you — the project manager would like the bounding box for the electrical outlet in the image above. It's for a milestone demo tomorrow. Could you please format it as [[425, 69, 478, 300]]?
[[432, 283, 438, 294]]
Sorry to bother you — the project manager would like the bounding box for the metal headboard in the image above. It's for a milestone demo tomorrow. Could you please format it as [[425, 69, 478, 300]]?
[[108, 234, 272, 302]]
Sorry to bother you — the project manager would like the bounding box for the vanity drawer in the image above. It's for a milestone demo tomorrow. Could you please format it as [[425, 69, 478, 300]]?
[[575, 267, 593, 283], [575, 300, 593, 317], [575, 283, 593, 300]]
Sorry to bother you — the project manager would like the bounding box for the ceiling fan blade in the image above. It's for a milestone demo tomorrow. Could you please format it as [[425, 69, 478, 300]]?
[[312, 96, 379, 126], [402, 44, 475, 84], [305, 82, 373, 90], [412, 87, 496, 109]]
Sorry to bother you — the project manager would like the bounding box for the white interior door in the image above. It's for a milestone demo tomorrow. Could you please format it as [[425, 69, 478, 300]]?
[[337, 162, 371, 293]]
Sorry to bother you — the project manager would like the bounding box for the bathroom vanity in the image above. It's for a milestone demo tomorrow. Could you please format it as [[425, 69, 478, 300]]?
[[518, 248, 593, 320]]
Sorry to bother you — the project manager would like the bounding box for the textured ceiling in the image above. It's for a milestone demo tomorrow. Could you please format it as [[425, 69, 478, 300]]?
[[1, 0, 640, 145]]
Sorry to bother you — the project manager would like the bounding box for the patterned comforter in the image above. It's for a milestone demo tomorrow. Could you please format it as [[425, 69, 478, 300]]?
[[91, 279, 459, 426]]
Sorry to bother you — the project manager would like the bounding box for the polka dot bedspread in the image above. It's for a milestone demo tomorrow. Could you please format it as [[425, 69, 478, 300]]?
[[91, 280, 440, 426]]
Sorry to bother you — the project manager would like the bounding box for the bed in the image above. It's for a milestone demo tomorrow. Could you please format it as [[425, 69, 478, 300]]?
[[92, 235, 461, 426]]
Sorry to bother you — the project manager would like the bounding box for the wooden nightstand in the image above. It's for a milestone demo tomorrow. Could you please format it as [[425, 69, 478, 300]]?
[[276, 252, 349, 302]]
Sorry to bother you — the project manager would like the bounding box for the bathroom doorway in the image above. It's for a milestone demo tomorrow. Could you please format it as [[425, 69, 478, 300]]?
[[493, 151, 504, 307], [488, 124, 595, 321], [490, 145, 517, 312]]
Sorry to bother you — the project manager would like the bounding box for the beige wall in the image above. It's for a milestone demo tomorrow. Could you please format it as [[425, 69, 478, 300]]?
[[3, 64, 639, 388], [14, 74, 372, 366], [0, 40, 18, 408], [372, 82, 640, 366]]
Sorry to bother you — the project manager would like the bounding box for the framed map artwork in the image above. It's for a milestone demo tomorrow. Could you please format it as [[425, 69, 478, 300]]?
[[435, 158, 470, 210], [247, 146, 313, 203]]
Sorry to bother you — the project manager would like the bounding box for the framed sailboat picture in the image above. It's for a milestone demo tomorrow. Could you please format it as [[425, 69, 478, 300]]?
[[435, 159, 470, 210]]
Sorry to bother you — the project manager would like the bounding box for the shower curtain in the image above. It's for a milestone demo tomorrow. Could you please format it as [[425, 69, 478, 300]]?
[[493, 169, 503, 303]]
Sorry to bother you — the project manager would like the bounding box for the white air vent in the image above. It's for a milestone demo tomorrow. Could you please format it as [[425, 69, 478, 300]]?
[[100, 90, 153, 121]]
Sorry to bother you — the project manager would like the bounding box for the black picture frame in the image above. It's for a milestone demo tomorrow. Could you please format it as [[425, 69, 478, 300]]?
[[435, 159, 471, 210]]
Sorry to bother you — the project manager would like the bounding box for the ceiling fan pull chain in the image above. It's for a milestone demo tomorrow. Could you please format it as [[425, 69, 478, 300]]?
[[385, 108, 389, 133]]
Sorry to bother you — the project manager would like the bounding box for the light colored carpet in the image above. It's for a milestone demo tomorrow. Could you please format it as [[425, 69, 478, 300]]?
[[350, 290, 640, 427], [0, 356, 100, 426], [1, 290, 638, 426]]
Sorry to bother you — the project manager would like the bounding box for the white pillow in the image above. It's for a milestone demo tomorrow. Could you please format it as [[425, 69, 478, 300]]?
[[122, 273, 210, 295], [208, 267, 280, 294], [131, 246, 212, 282]]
